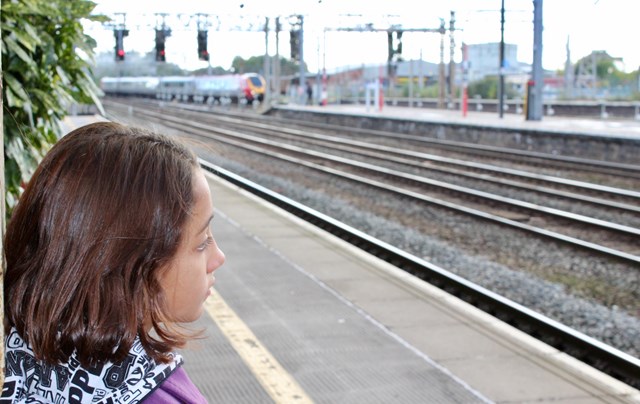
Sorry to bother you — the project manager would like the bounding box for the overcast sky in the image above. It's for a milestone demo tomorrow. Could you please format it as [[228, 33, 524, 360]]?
[[86, 0, 638, 73]]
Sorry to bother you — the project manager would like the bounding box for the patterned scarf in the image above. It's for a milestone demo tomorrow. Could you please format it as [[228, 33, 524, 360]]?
[[1, 327, 182, 403]]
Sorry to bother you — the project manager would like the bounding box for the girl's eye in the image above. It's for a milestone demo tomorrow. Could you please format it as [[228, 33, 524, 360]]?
[[197, 236, 214, 252]]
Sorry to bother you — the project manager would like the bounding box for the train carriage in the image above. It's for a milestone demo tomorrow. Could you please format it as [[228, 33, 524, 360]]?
[[101, 73, 266, 104], [193, 73, 266, 103], [157, 76, 196, 102], [100, 76, 159, 98]]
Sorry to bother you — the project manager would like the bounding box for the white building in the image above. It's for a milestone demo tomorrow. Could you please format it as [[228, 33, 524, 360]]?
[[466, 42, 521, 80]]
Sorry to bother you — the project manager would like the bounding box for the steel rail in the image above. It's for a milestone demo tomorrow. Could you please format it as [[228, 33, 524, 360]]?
[[150, 99, 640, 178], [135, 100, 640, 204], [184, 111, 640, 212], [130, 107, 640, 262]]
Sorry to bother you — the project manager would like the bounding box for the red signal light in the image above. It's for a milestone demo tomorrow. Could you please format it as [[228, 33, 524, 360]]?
[[117, 49, 125, 57]]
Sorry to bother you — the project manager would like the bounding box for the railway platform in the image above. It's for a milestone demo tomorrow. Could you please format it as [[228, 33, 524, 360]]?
[[179, 169, 640, 403], [286, 103, 640, 140]]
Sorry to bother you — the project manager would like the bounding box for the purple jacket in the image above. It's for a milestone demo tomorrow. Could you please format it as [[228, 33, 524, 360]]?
[[144, 367, 208, 403]]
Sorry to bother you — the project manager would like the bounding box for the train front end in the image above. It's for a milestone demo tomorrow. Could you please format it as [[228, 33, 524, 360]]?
[[243, 73, 266, 102]]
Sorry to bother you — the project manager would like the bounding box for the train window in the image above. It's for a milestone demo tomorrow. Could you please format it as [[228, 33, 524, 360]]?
[[249, 77, 263, 86]]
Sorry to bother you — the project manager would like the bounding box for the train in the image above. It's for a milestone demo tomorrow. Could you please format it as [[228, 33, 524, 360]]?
[[100, 73, 267, 104]]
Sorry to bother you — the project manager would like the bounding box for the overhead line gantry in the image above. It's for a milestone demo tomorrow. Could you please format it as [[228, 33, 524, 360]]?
[[327, 12, 460, 108]]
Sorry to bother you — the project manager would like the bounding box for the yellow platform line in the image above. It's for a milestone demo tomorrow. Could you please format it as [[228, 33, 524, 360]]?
[[204, 289, 314, 404]]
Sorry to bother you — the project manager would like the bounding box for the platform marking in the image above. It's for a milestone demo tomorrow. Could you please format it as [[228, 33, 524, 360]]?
[[204, 289, 314, 404]]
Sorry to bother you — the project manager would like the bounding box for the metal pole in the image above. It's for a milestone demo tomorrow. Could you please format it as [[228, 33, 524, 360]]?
[[419, 49, 424, 90], [263, 17, 270, 105], [274, 17, 281, 104], [528, 0, 543, 120], [322, 28, 327, 106], [315, 38, 321, 106], [449, 11, 456, 109], [409, 59, 414, 108], [298, 15, 305, 105], [438, 19, 445, 109], [462, 42, 469, 117], [499, 0, 505, 118]]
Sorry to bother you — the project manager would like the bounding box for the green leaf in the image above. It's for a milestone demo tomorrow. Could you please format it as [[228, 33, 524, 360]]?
[[5, 73, 31, 104], [9, 26, 40, 52], [3, 0, 107, 216], [77, 72, 105, 115], [22, 22, 42, 44], [3, 35, 36, 67], [5, 86, 23, 108]]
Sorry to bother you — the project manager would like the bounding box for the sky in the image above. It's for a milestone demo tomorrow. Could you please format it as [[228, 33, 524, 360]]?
[[86, 0, 639, 74]]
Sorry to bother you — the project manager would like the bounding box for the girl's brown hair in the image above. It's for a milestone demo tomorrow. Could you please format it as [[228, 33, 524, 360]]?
[[4, 121, 199, 367]]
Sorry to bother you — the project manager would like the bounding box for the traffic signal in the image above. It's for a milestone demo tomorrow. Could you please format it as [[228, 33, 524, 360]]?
[[155, 29, 166, 62], [197, 30, 209, 61], [114, 29, 129, 61], [290, 30, 300, 60], [387, 30, 403, 62]]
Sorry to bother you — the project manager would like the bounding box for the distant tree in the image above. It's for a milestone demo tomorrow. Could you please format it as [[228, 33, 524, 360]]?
[[467, 76, 518, 99], [279, 57, 308, 76], [398, 82, 440, 98], [1, 0, 107, 213], [574, 51, 619, 81], [191, 66, 229, 76], [92, 51, 186, 80], [231, 55, 307, 76], [571, 51, 637, 98]]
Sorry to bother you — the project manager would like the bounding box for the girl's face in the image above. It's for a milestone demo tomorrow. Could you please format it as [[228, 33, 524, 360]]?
[[160, 168, 225, 323]]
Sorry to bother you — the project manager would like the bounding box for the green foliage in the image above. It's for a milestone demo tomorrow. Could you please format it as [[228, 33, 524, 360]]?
[[554, 51, 639, 100], [396, 82, 442, 98], [92, 53, 305, 80], [1, 0, 106, 212], [191, 65, 228, 76], [231, 55, 307, 76], [92, 51, 186, 80], [468, 76, 498, 99], [467, 76, 519, 100]]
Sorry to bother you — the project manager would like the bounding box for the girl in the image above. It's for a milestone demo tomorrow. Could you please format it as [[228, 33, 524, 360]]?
[[2, 122, 225, 403]]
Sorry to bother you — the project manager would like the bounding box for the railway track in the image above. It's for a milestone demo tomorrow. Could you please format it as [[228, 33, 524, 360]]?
[[160, 100, 640, 181], [154, 104, 640, 213], [107, 101, 640, 263], [130, 99, 640, 193], [104, 99, 640, 388], [116, 100, 640, 205]]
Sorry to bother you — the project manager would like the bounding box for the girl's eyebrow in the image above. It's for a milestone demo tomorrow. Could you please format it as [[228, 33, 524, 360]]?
[[197, 214, 214, 234]]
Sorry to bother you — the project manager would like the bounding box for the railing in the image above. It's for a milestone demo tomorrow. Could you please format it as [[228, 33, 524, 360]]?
[[339, 97, 640, 120]]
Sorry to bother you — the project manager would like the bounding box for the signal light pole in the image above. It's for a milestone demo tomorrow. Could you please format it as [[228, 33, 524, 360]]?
[[111, 13, 129, 62], [195, 14, 212, 74], [197, 30, 209, 61], [155, 29, 166, 62], [154, 14, 171, 63], [289, 15, 304, 104], [114, 28, 128, 61]]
